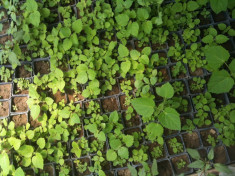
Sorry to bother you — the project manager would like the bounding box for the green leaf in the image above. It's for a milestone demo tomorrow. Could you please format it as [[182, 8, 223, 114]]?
[[145, 123, 163, 142], [18, 145, 34, 158], [45, 97, 54, 106], [215, 35, 229, 44], [110, 139, 122, 150], [77, 72, 88, 84], [137, 8, 149, 21], [205, 46, 230, 71], [140, 55, 149, 65], [208, 148, 214, 160], [156, 82, 174, 99], [31, 105, 40, 120], [70, 113, 80, 125], [26, 0, 38, 11], [106, 149, 117, 161], [210, 0, 228, 14], [130, 22, 139, 37], [121, 61, 131, 75], [63, 38, 72, 51], [130, 50, 140, 60], [230, 110, 235, 123], [115, 14, 129, 26], [208, 70, 234, 93], [0, 153, 10, 175], [72, 19, 83, 34], [187, 148, 200, 160], [118, 147, 129, 159], [32, 153, 44, 169], [214, 163, 232, 174], [60, 27, 71, 38], [131, 98, 155, 117], [233, 9, 235, 19], [151, 159, 159, 176], [229, 60, 235, 78], [15, 167, 25, 176], [97, 131, 106, 142], [128, 164, 137, 176], [59, 108, 70, 118], [37, 138, 45, 149], [29, 11, 40, 27], [26, 130, 35, 139], [8, 137, 21, 150], [188, 160, 205, 169], [159, 107, 181, 130], [118, 44, 129, 58], [144, 21, 152, 34], [123, 135, 134, 147], [9, 52, 20, 67], [187, 1, 199, 11], [202, 35, 213, 44], [109, 111, 119, 123]]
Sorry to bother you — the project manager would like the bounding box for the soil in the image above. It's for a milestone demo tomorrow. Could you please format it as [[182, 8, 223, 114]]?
[[0, 35, 12, 45], [212, 93, 226, 108], [158, 160, 173, 176], [88, 137, 106, 153], [102, 97, 118, 112], [0, 84, 11, 99], [151, 42, 167, 51], [226, 145, 235, 161], [212, 11, 226, 22], [166, 136, 184, 155], [16, 65, 31, 78], [134, 41, 144, 52], [58, 63, 69, 72], [74, 158, 91, 176], [24, 169, 35, 176], [105, 171, 115, 176], [0, 22, 9, 35], [123, 112, 141, 128], [105, 84, 120, 96], [67, 88, 84, 102], [34, 61, 50, 75], [182, 132, 200, 149], [40, 164, 54, 175], [117, 168, 131, 176], [126, 42, 134, 50], [213, 146, 227, 164], [101, 160, 111, 171], [221, 40, 234, 52], [171, 154, 191, 175], [158, 68, 170, 82], [50, 90, 67, 103], [148, 142, 166, 160], [12, 97, 28, 112], [198, 14, 211, 25], [125, 127, 143, 144], [119, 95, 128, 110], [189, 68, 204, 76], [14, 83, 29, 95], [164, 129, 178, 136], [0, 101, 9, 117], [30, 116, 41, 128], [12, 114, 28, 127], [200, 128, 218, 147]]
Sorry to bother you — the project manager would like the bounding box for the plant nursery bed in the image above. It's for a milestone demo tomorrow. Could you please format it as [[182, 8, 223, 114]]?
[[0, 0, 235, 176]]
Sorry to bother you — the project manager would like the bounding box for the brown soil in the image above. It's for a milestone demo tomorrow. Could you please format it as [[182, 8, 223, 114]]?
[[151, 42, 167, 50], [134, 41, 144, 52], [0, 101, 9, 117], [0, 84, 11, 99], [105, 84, 120, 96], [119, 95, 128, 110], [102, 97, 118, 112], [189, 68, 204, 76], [198, 14, 211, 25], [212, 93, 226, 108], [12, 97, 28, 112], [164, 129, 178, 136], [16, 65, 31, 78], [14, 84, 29, 95], [123, 112, 141, 128], [148, 142, 166, 160], [158, 160, 173, 176], [213, 146, 227, 164], [24, 169, 35, 175], [189, 79, 205, 94], [12, 114, 28, 127], [74, 158, 91, 176], [67, 88, 84, 102], [40, 164, 54, 175], [105, 171, 115, 176], [182, 132, 200, 149], [101, 160, 111, 171], [126, 42, 134, 50], [0, 22, 9, 35], [221, 40, 233, 52], [58, 63, 69, 72], [0, 35, 12, 45], [50, 91, 67, 103], [125, 127, 143, 144], [166, 136, 184, 155], [158, 68, 170, 82], [117, 168, 131, 176], [200, 129, 218, 147], [34, 61, 50, 75], [212, 12, 226, 22], [226, 145, 235, 161], [171, 154, 190, 175], [30, 116, 41, 128]]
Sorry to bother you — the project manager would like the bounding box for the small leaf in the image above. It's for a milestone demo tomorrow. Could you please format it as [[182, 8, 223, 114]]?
[[187, 1, 199, 11], [215, 35, 229, 44], [37, 138, 45, 149], [115, 14, 129, 26], [207, 148, 214, 160], [72, 19, 83, 33], [129, 22, 139, 37], [118, 44, 129, 58], [0, 153, 10, 175], [229, 60, 235, 78], [118, 147, 129, 159], [156, 82, 174, 99], [106, 149, 117, 161], [63, 38, 72, 51], [128, 164, 137, 176], [31, 105, 40, 120], [32, 153, 44, 169], [188, 160, 205, 169], [187, 148, 200, 160], [151, 159, 159, 176], [29, 11, 40, 27], [15, 167, 25, 176]]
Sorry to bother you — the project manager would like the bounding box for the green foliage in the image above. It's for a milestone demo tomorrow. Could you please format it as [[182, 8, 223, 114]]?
[[168, 138, 183, 154]]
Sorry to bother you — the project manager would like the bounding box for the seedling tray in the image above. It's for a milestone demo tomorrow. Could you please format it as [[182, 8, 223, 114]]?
[[0, 0, 235, 176]]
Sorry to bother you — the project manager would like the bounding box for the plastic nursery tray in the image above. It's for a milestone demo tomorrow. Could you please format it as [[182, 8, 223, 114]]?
[[0, 1, 235, 176]]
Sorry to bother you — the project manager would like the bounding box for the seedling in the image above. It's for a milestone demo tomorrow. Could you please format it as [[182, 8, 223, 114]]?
[[168, 138, 184, 154]]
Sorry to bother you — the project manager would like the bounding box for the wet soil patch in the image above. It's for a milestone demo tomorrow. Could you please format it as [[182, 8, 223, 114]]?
[[200, 128, 218, 147], [151, 42, 167, 51], [0, 21, 9, 35], [12, 97, 28, 112], [117, 168, 131, 176], [189, 68, 204, 76], [74, 157, 91, 176], [164, 129, 178, 136], [171, 154, 191, 175], [12, 114, 28, 127], [198, 14, 211, 25], [105, 84, 120, 96], [226, 145, 235, 161], [0, 101, 9, 117], [34, 61, 50, 75], [213, 146, 227, 164], [101, 97, 118, 112], [158, 160, 173, 176], [148, 142, 166, 160], [182, 132, 200, 149], [120, 95, 128, 110], [0, 84, 11, 99], [123, 112, 141, 128], [16, 65, 31, 78], [0, 35, 12, 45], [212, 11, 226, 22], [40, 164, 54, 175], [50, 91, 67, 103], [66, 88, 84, 102]]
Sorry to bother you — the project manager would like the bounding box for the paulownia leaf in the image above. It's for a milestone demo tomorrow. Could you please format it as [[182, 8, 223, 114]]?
[[159, 107, 181, 130], [131, 98, 155, 117]]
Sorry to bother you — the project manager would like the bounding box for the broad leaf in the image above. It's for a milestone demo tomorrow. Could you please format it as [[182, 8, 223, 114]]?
[[187, 148, 200, 160], [106, 149, 117, 161], [32, 153, 44, 169], [210, 0, 228, 14], [159, 107, 181, 130], [0, 153, 10, 175], [15, 167, 25, 176], [72, 19, 83, 33], [156, 82, 174, 99], [188, 160, 205, 169], [118, 44, 129, 58], [31, 105, 40, 120], [131, 98, 155, 117], [115, 14, 129, 26]]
